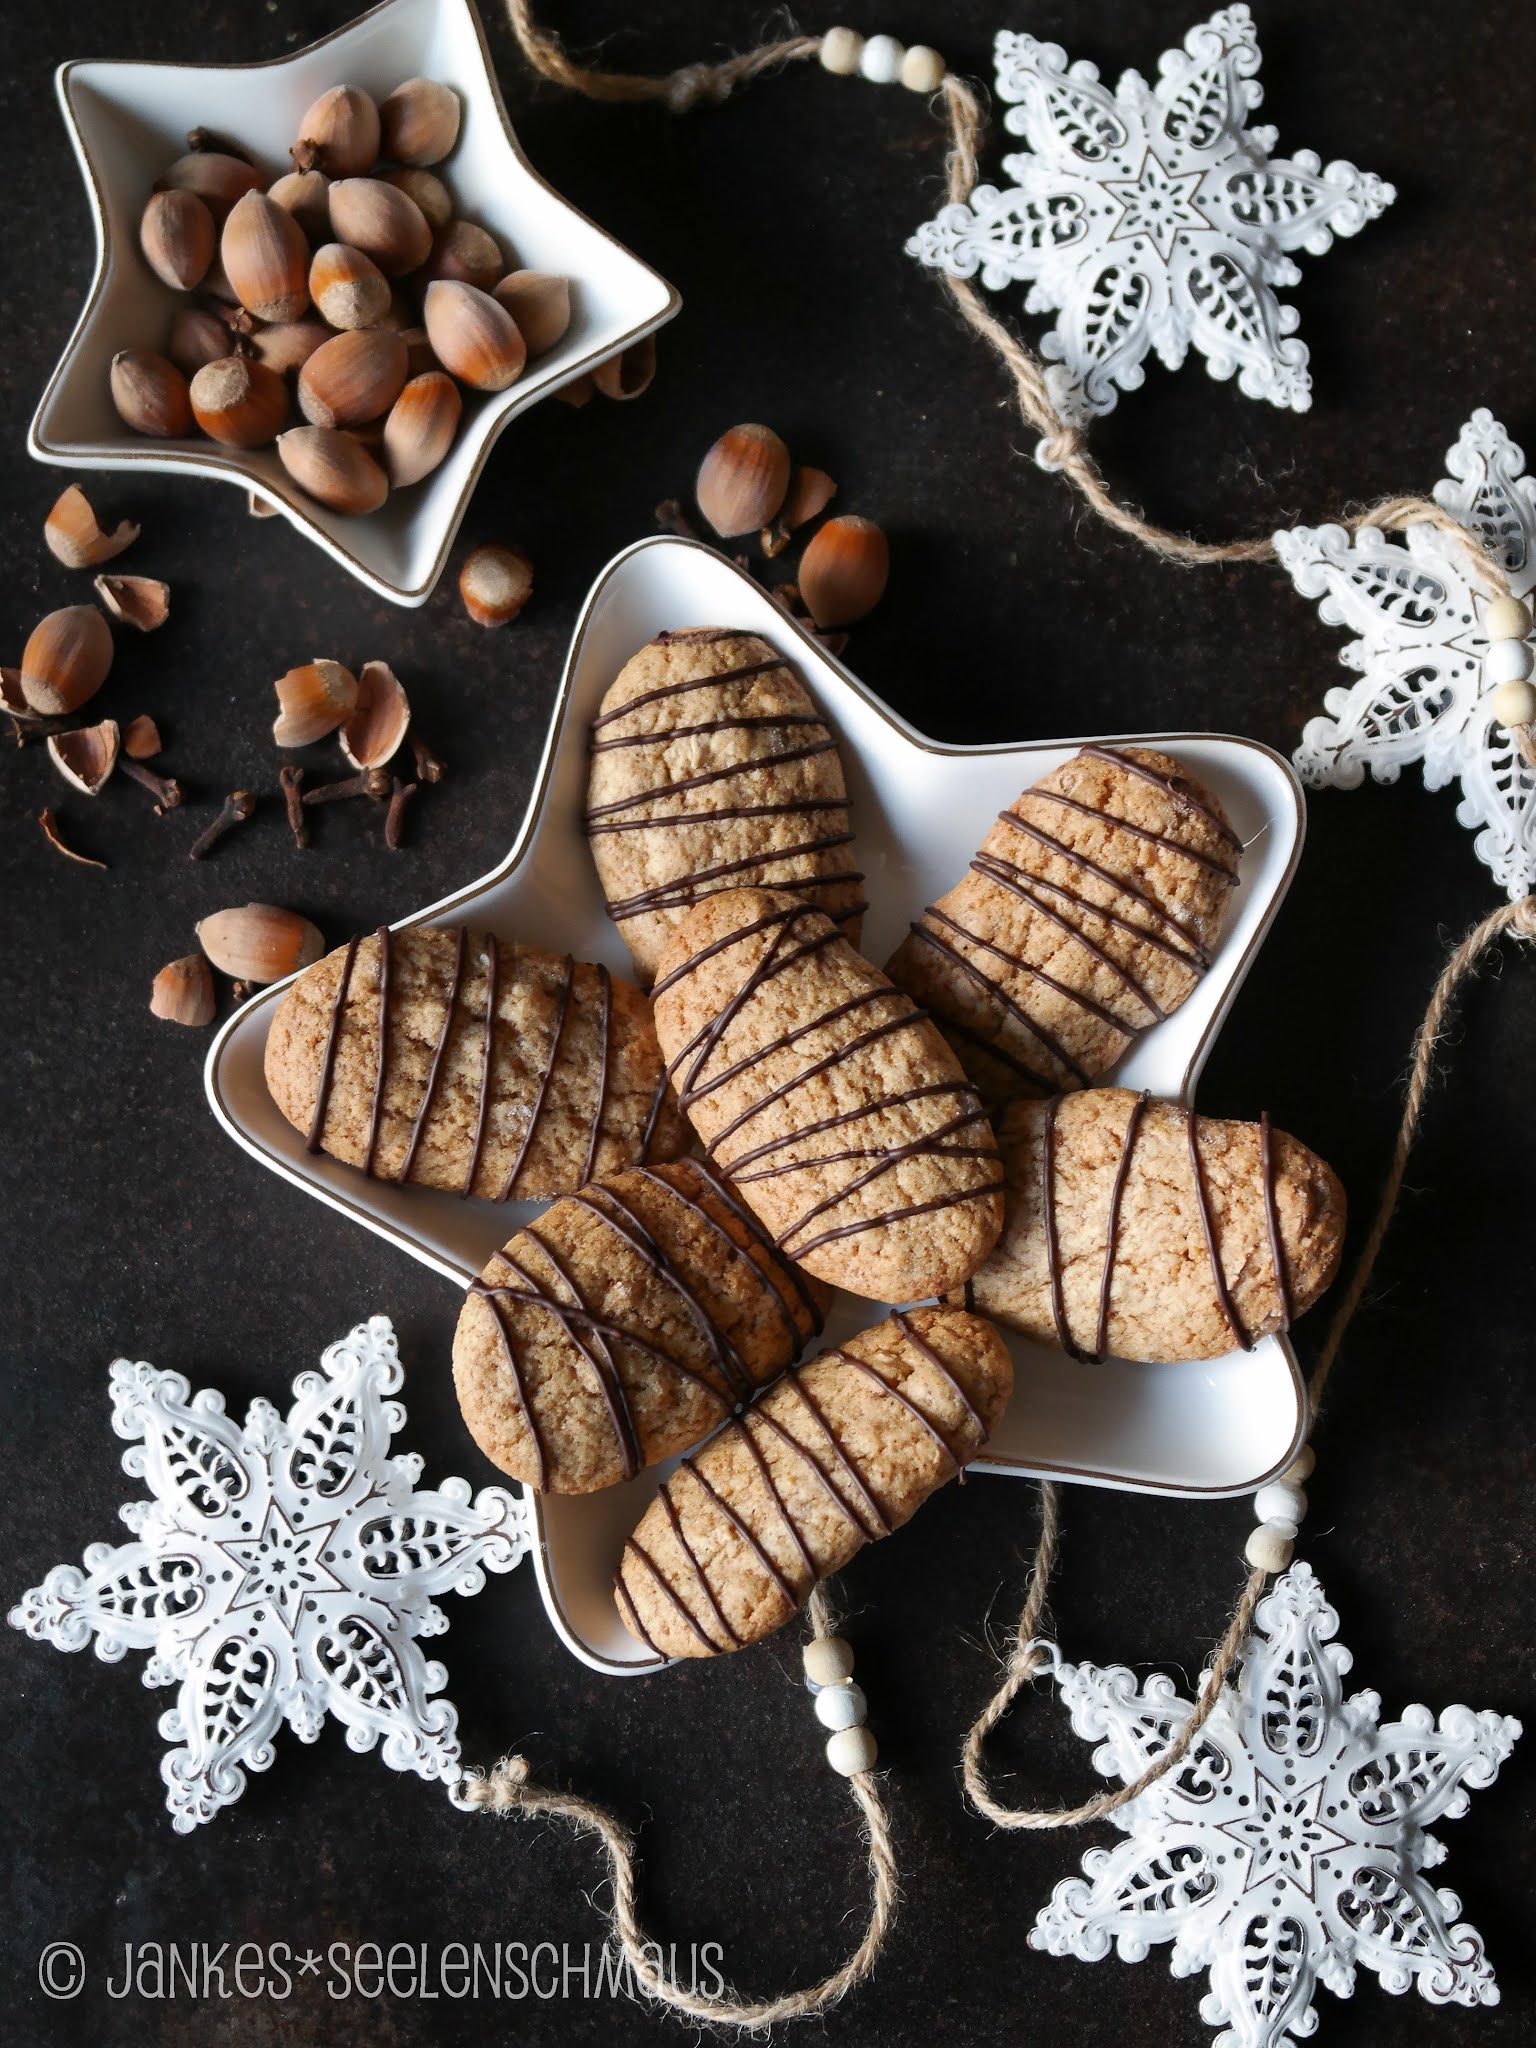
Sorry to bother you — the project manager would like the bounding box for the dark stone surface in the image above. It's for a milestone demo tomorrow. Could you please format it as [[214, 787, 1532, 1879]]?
[[2, 3, 1532, 2043]]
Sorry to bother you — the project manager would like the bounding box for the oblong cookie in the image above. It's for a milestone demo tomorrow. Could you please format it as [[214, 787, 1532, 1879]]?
[[651, 888, 1006, 1301], [454, 1159, 832, 1493], [954, 1089, 1345, 1362], [886, 746, 1242, 1112], [586, 627, 864, 984], [264, 925, 687, 1199], [614, 1307, 1013, 1658]]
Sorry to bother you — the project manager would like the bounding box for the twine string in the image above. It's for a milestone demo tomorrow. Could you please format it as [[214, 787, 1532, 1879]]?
[[962, 892, 1536, 1829], [459, 1584, 899, 2028]]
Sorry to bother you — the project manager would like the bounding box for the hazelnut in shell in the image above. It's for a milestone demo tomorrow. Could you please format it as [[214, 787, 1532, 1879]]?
[[140, 188, 216, 291], [379, 167, 452, 232], [151, 955, 216, 1027], [423, 280, 525, 392], [308, 241, 391, 330], [276, 428, 390, 515], [221, 190, 311, 324], [696, 423, 789, 537], [328, 178, 432, 278], [110, 349, 192, 437], [168, 304, 237, 377], [459, 543, 532, 627], [382, 371, 462, 487], [268, 168, 333, 245], [190, 355, 290, 447], [158, 150, 263, 222], [425, 220, 503, 293], [251, 320, 331, 376], [298, 329, 409, 430], [292, 84, 380, 177], [197, 904, 325, 983], [797, 514, 889, 627], [492, 271, 570, 357], [20, 605, 114, 716], [378, 78, 461, 165]]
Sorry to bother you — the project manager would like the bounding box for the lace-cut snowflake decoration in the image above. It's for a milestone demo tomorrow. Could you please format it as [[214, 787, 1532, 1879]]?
[[1030, 1562, 1519, 2048], [9, 1317, 527, 1831], [907, 6, 1394, 433], [1279, 410, 1536, 900]]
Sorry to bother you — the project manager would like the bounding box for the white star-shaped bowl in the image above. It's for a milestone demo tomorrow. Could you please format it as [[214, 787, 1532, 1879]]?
[[29, 0, 680, 604], [207, 536, 1309, 1674]]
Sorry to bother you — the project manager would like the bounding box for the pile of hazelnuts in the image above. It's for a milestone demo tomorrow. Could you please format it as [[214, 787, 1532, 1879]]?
[[113, 80, 575, 515]]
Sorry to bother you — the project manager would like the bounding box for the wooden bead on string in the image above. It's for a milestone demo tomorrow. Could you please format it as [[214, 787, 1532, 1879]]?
[[1484, 637, 1534, 685], [827, 1726, 879, 1776], [1482, 595, 1532, 642], [859, 35, 905, 84], [1245, 1523, 1295, 1572], [818, 27, 863, 76], [818, 29, 945, 92], [1244, 1455, 1313, 1573], [804, 1632, 876, 1772], [802, 1633, 854, 1687], [1492, 679, 1536, 728]]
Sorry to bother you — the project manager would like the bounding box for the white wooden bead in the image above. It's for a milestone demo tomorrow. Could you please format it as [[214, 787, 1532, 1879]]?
[[859, 34, 906, 84], [1491, 678, 1536, 728], [899, 44, 946, 92], [1245, 1523, 1294, 1573], [1254, 1479, 1307, 1526], [1261, 1517, 1299, 1542], [814, 1681, 868, 1732], [826, 1725, 879, 1775], [819, 27, 864, 76], [1283, 1445, 1316, 1483], [1484, 637, 1534, 684], [803, 1634, 854, 1688], [1483, 595, 1532, 642]]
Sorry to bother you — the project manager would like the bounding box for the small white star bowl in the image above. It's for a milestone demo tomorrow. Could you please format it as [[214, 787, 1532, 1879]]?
[[207, 537, 1310, 1676], [29, 0, 680, 604]]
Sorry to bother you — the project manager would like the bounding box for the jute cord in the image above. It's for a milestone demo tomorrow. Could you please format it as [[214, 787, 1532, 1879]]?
[[468, 1, 1536, 2007], [460, 1584, 897, 2028]]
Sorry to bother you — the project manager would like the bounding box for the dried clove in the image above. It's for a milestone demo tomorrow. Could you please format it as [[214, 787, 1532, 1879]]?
[[409, 731, 445, 783], [120, 758, 184, 811], [188, 789, 256, 859], [654, 498, 699, 539], [278, 764, 308, 849], [384, 776, 417, 849], [302, 766, 391, 805], [39, 807, 106, 869]]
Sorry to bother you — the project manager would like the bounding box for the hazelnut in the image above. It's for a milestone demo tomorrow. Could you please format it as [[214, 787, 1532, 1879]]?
[[382, 371, 462, 488], [271, 659, 359, 746], [459, 543, 532, 626], [221, 190, 312, 323], [110, 349, 192, 437], [696, 423, 790, 537], [157, 150, 263, 223], [197, 904, 325, 983], [122, 714, 164, 758], [378, 78, 461, 165], [298, 329, 409, 429], [44, 484, 139, 569], [250, 320, 331, 376], [292, 84, 380, 177], [139, 188, 216, 290], [423, 280, 525, 392], [20, 605, 114, 716], [798, 515, 889, 627], [328, 178, 432, 277], [424, 219, 503, 293], [492, 271, 571, 357], [378, 167, 452, 232], [190, 355, 290, 447], [592, 335, 656, 401], [168, 304, 238, 377], [151, 954, 216, 1027], [276, 427, 390, 515], [308, 241, 392, 330], [268, 168, 333, 245]]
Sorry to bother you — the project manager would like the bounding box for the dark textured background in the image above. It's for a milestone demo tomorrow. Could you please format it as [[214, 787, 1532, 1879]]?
[[3, 3, 1532, 2043]]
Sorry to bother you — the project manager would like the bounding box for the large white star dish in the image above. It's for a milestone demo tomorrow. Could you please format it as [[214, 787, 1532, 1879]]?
[[1279, 410, 1536, 901], [907, 7, 1393, 430], [29, 0, 679, 604], [206, 535, 1309, 1675], [1030, 1562, 1520, 2048], [9, 1317, 526, 1831]]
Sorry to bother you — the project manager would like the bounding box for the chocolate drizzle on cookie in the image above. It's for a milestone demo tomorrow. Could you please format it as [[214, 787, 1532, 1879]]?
[[659, 900, 1004, 1264], [398, 924, 468, 1186], [463, 934, 499, 1198], [586, 636, 866, 963], [1260, 1111, 1292, 1333], [307, 933, 361, 1154], [362, 926, 392, 1177], [613, 1318, 996, 1655]]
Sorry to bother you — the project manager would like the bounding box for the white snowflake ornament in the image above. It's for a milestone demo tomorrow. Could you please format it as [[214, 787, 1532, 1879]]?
[[10, 1317, 528, 1831], [1280, 409, 1536, 900], [1030, 1562, 1519, 2048], [907, 7, 1394, 436]]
